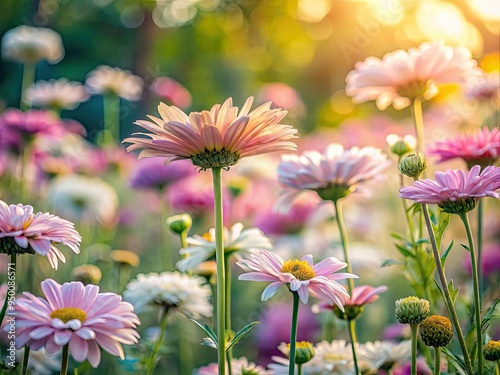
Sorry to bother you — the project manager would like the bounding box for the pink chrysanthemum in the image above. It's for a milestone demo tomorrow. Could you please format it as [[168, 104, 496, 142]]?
[[13, 279, 140, 368], [0, 201, 81, 269], [429, 127, 500, 169], [277, 143, 390, 208], [346, 42, 481, 110], [237, 249, 357, 309], [312, 285, 387, 314], [399, 165, 500, 214], [124, 97, 298, 170]]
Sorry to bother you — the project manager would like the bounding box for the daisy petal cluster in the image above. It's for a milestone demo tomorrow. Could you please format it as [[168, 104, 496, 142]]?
[[123, 272, 212, 318], [429, 127, 500, 169], [399, 165, 500, 214], [12, 278, 140, 367], [0, 201, 81, 269], [346, 42, 481, 110], [237, 249, 357, 308], [194, 357, 272, 375], [356, 340, 411, 371], [24, 79, 89, 110], [85, 65, 143, 101], [177, 222, 272, 272], [124, 97, 298, 170]]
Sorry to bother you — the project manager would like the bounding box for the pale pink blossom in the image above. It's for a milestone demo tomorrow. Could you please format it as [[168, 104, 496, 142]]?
[[12, 279, 140, 367], [465, 72, 500, 103], [312, 285, 387, 313], [257, 82, 305, 117], [0, 201, 81, 269], [237, 249, 357, 309], [346, 42, 481, 110], [150, 77, 192, 109]]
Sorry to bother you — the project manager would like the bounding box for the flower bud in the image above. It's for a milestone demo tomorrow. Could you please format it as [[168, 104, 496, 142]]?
[[419, 315, 453, 347], [110, 250, 140, 267], [398, 153, 426, 179], [395, 296, 430, 325], [166, 213, 192, 235], [484, 340, 500, 361], [71, 264, 102, 285], [386, 134, 416, 157], [278, 341, 315, 364], [333, 305, 364, 321]]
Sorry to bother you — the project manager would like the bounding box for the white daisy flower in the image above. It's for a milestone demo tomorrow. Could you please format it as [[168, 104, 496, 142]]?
[[193, 357, 271, 375], [24, 79, 88, 110], [356, 340, 411, 371], [85, 65, 143, 101], [176, 222, 273, 272], [123, 272, 212, 318]]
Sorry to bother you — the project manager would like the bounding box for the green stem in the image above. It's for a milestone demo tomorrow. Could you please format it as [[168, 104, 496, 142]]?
[[21, 346, 30, 375], [160, 200, 173, 271], [411, 98, 425, 154], [421, 204, 473, 375], [333, 200, 354, 294], [434, 347, 441, 375], [102, 94, 120, 145], [477, 200, 483, 310], [297, 364, 303, 375], [0, 253, 16, 326], [460, 212, 483, 375], [20, 63, 36, 110], [410, 324, 418, 375], [177, 316, 193, 375], [399, 169, 416, 244], [60, 344, 70, 375], [212, 167, 226, 375], [289, 292, 300, 375], [496, 360, 500, 375], [146, 306, 170, 375], [224, 255, 233, 375], [348, 319, 360, 375]]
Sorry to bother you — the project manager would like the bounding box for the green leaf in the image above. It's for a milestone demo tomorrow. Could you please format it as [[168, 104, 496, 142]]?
[[440, 239, 455, 266], [481, 298, 500, 332], [381, 258, 402, 268], [442, 347, 467, 375], [432, 211, 449, 250], [414, 238, 430, 246], [390, 233, 405, 240], [447, 279, 459, 304], [226, 321, 259, 352], [191, 319, 218, 347], [460, 243, 470, 252], [395, 244, 415, 258]]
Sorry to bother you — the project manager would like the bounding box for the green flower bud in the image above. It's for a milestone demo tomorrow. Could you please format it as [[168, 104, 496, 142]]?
[[484, 340, 500, 361], [278, 341, 315, 364], [110, 250, 140, 267], [316, 185, 355, 202], [333, 305, 364, 321], [166, 213, 192, 235], [398, 153, 426, 179], [438, 197, 478, 215], [395, 296, 430, 325], [71, 264, 102, 285], [419, 315, 453, 347], [386, 134, 416, 157]]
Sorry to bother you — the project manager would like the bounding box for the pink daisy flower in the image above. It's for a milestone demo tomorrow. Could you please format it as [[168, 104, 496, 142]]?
[[399, 165, 500, 214], [312, 285, 387, 315], [13, 278, 140, 368], [236, 249, 357, 309], [124, 97, 298, 170], [150, 76, 192, 109], [429, 127, 500, 169], [277, 143, 390, 208], [346, 42, 481, 110], [0, 201, 81, 269]]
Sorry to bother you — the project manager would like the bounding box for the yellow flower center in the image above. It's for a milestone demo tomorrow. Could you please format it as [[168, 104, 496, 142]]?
[[281, 259, 316, 280], [50, 308, 87, 323]]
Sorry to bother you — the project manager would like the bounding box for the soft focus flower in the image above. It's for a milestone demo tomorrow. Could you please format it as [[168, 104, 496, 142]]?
[[237, 249, 357, 307], [277, 143, 390, 209], [0, 201, 81, 269], [257, 82, 305, 118], [177, 223, 272, 272], [346, 42, 481, 110], [1, 25, 64, 64], [357, 340, 411, 371], [150, 76, 192, 109], [123, 272, 212, 318], [386, 134, 417, 157], [12, 278, 140, 367], [24, 79, 89, 110], [464, 242, 500, 279], [393, 356, 432, 375], [85, 65, 143, 101], [15, 347, 60, 375], [278, 341, 315, 364], [71, 264, 102, 285], [484, 340, 500, 361], [166, 213, 193, 235], [429, 127, 500, 169], [128, 157, 195, 191], [110, 250, 140, 268], [194, 357, 272, 375], [311, 340, 353, 372], [47, 174, 119, 225], [383, 323, 411, 341], [399, 165, 500, 214], [465, 72, 500, 103], [124, 97, 298, 170]]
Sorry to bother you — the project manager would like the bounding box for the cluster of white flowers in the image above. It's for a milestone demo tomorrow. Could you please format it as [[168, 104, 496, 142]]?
[[85, 65, 144, 101], [24, 79, 88, 110]]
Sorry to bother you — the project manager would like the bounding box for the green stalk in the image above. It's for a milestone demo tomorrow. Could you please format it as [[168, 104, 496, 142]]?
[[460, 212, 483, 375], [146, 306, 170, 375], [333, 200, 354, 294], [399, 168, 416, 244], [20, 63, 36, 110], [411, 98, 425, 154], [160, 200, 173, 271], [21, 346, 30, 375], [102, 94, 120, 145], [60, 344, 70, 375], [0, 253, 16, 326], [477, 200, 483, 310], [177, 315, 193, 375], [434, 347, 441, 375], [421, 204, 473, 375], [348, 319, 360, 375], [212, 167, 226, 375], [288, 292, 300, 375], [297, 364, 303, 375], [224, 255, 233, 375], [496, 360, 500, 375], [410, 324, 418, 375]]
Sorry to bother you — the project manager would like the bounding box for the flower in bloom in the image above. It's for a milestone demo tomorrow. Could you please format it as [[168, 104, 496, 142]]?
[[464, 242, 500, 279], [429, 127, 500, 169], [177, 223, 272, 272], [194, 357, 272, 375], [1, 25, 64, 64], [123, 272, 212, 318], [346, 42, 481, 110], [85, 65, 143, 101], [150, 76, 192, 109], [12, 279, 139, 367], [356, 340, 411, 371], [24, 79, 89, 110], [237, 249, 357, 307], [124, 97, 298, 170], [393, 357, 432, 375], [257, 82, 305, 118], [0, 201, 81, 269], [15, 347, 61, 374], [399, 165, 500, 214], [277, 143, 390, 209], [465, 71, 500, 103]]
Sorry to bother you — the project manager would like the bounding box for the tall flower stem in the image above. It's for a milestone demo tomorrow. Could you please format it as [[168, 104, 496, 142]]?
[[411, 98, 425, 154], [333, 200, 354, 294], [146, 306, 170, 375], [421, 204, 473, 375], [20, 63, 35, 110], [398, 169, 416, 244], [212, 167, 226, 375], [297, 364, 303, 375], [22, 346, 30, 375], [433, 347, 441, 375], [102, 94, 120, 145], [224, 255, 233, 374], [60, 344, 70, 375], [289, 291, 300, 375], [460, 212, 483, 375], [348, 319, 360, 375], [477, 200, 483, 309], [410, 324, 418, 375], [160, 200, 173, 270], [0, 252, 16, 326]]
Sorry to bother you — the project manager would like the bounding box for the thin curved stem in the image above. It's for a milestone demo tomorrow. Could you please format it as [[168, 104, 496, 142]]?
[[289, 291, 300, 375], [21, 346, 30, 375], [410, 324, 418, 375], [421, 204, 473, 375], [146, 306, 170, 375], [411, 98, 425, 154], [333, 200, 354, 294], [224, 255, 233, 375], [20, 63, 35, 111], [460, 212, 483, 375], [434, 347, 441, 375], [477, 200, 483, 310], [60, 344, 70, 375], [348, 319, 359, 375], [0, 253, 16, 326], [102, 94, 120, 145], [399, 169, 416, 244]]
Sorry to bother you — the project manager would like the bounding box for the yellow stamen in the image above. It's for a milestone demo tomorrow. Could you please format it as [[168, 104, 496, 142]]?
[[281, 259, 315, 280], [50, 307, 87, 323]]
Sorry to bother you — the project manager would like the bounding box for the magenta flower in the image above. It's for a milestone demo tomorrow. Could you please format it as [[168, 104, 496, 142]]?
[[0, 201, 81, 269], [312, 285, 387, 314], [237, 249, 357, 309], [150, 77, 192, 109], [429, 127, 500, 169], [13, 279, 140, 367], [124, 97, 298, 170], [346, 42, 481, 110], [399, 165, 500, 214]]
